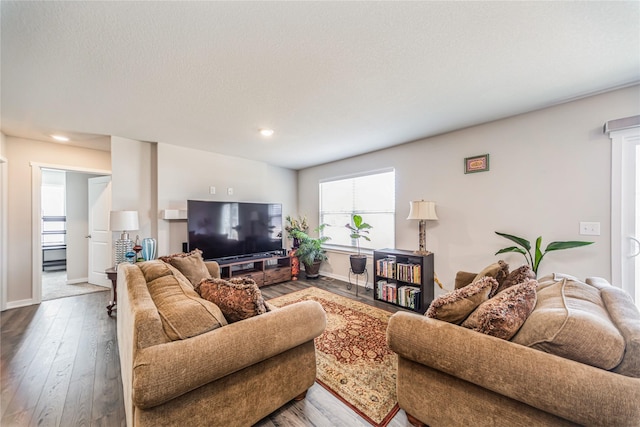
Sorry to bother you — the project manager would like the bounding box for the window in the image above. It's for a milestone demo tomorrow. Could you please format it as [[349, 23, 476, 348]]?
[[41, 169, 66, 246], [320, 169, 395, 251]]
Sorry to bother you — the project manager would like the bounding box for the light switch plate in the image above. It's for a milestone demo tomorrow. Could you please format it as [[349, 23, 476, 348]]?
[[579, 222, 600, 236]]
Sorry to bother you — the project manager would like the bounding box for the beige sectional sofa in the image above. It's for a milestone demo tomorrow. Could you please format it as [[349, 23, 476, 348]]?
[[116, 260, 326, 426], [387, 274, 640, 427]]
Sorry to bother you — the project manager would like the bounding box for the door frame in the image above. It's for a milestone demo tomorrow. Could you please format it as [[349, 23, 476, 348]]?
[[1, 156, 7, 311], [31, 162, 111, 304], [608, 125, 640, 302]]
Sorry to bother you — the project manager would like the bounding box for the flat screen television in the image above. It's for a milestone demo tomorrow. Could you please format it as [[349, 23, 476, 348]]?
[[187, 200, 284, 261]]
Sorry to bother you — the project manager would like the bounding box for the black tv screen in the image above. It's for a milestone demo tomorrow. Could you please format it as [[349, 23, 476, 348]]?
[[187, 200, 283, 261]]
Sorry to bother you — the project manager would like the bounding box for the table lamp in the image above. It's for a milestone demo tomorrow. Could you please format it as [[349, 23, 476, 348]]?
[[110, 210, 139, 266], [407, 200, 438, 255]]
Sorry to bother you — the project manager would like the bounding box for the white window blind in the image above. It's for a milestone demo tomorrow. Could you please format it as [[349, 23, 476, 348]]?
[[320, 169, 395, 251]]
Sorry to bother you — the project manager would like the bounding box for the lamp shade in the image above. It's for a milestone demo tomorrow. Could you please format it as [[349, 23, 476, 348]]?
[[407, 200, 438, 220], [109, 210, 139, 231]]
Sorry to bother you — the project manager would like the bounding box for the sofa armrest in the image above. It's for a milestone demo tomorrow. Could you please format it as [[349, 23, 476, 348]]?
[[132, 300, 326, 408], [204, 261, 220, 279], [387, 312, 640, 426]]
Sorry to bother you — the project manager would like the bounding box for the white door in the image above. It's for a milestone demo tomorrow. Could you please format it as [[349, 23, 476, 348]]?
[[610, 125, 640, 306], [88, 176, 112, 286]]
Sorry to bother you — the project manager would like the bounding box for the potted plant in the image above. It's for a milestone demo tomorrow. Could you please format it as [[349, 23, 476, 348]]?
[[345, 214, 373, 274], [495, 231, 593, 276], [289, 225, 330, 279], [285, 215, 309, 248]]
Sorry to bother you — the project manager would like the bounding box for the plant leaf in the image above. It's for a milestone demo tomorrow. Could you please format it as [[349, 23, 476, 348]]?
[[534, 236, 543, 274], [495, 232, 531, 251], [545, 241, 594, 252], [353, 215, 362, 228], [495, 246, 526, 256]]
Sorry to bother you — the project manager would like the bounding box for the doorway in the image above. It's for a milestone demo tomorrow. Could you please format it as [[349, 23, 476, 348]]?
[[31, 163, 111, 303]]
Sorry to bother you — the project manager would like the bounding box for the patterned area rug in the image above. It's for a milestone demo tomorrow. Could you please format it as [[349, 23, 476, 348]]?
[[269, 287, 399, 427]]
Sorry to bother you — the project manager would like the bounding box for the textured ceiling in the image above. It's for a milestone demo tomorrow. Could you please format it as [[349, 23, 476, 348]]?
[[2, 1, 639, 169]]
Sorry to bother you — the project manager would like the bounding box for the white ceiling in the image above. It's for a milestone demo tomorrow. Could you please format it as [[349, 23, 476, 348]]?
[[2, 1, 639, 170]]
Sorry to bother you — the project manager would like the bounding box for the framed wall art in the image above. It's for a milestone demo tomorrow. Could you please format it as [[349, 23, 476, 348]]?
[[464, 154, 490, 174]]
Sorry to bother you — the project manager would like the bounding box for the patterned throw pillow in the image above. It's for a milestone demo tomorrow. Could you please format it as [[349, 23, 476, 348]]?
[[473, 260, 510, 295], [495, 264, 535, 295], [159, 249, 210, 288], [425, 276, 499, 324], [196, 277, 267, 323], [462, 279, 538, 340]]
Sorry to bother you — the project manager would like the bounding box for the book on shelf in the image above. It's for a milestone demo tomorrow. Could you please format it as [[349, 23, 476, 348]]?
[[376, 257, 397, 278], [396, 262, 421, 284], [397, 286, 421, 310]]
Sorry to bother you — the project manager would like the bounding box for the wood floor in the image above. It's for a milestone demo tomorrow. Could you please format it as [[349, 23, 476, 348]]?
[[1, 276, 411, 427]]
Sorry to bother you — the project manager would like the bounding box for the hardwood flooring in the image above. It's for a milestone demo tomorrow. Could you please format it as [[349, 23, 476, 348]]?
[[1, 276, 411, 426]]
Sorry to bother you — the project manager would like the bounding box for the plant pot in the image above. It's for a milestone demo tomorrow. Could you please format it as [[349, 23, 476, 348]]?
[[349, 255, 367, 274], [303, 260, 322, 279]]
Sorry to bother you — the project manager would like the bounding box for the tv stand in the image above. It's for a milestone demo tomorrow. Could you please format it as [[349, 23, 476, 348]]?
[[217, 254, 292, 287]]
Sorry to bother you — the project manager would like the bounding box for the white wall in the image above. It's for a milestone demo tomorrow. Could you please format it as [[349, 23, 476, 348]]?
[[66, 172, 94, 282], [156, 143, 297, 256], [299, 85, 640, 294], [5, 137, 111, 306], [110, 136, 154, 243]]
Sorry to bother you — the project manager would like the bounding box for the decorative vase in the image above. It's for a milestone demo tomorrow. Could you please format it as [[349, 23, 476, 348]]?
[[142, 238, 157, 261], [290, 249, 300, 280]]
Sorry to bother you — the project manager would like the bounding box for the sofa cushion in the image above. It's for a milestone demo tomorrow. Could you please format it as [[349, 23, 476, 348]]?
[[426, 277, 498, 324], [159, 249, 210, 287], [512, 275, 626, 370], [462, 279, 537, 340], [495, 264, 535, 295], [138, 259, 176, 282], [196, 277, 267, 323], [146, 271, 228, 340]]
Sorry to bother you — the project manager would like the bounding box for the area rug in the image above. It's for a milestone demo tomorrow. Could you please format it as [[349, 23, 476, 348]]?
[[269, 287, 399, 427]]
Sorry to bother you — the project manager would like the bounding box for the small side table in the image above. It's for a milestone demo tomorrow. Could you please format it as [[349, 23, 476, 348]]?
[[105, 267, 117, 316]]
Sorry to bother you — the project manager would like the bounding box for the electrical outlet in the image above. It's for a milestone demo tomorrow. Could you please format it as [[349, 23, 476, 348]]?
[[209, 186, 216, 195], [579, 221, 600, 236], [227, 187, 234, 195]]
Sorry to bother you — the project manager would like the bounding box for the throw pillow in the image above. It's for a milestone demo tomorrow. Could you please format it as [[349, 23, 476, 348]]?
[[462, 279, 538, 340], [425, 276, 498, 324], [159, 249, 210, 288], [473, 260, 510, 293], [495, 264, 535, 295], [146, 271, 228, 341], [196, 277, 267, 323], [512, 276, 626, 370]]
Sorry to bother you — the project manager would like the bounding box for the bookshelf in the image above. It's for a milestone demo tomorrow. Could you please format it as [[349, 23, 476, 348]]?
[[373, 248, 434, 313]]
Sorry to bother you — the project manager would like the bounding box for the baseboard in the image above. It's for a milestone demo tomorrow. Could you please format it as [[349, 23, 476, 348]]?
[[319, 271, 371, 288], [4, 298, 35, 310], [66, 277, 89, 285]]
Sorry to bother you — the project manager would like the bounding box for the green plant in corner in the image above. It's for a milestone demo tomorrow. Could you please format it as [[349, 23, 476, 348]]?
[[495, 231, 594, 276], [289, 225, 330, 278]]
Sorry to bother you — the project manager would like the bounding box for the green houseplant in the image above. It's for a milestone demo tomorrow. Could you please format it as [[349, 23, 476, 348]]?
[[285, 215, 309, 248], [345, 214, 373, 274], [495, 231, 593, 276], [289, 225, 330, 279]]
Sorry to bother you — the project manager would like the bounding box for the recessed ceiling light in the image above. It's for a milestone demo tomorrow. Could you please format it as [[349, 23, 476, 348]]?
[[51, 134, 69, 142], [259, 128, 274, 137]]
